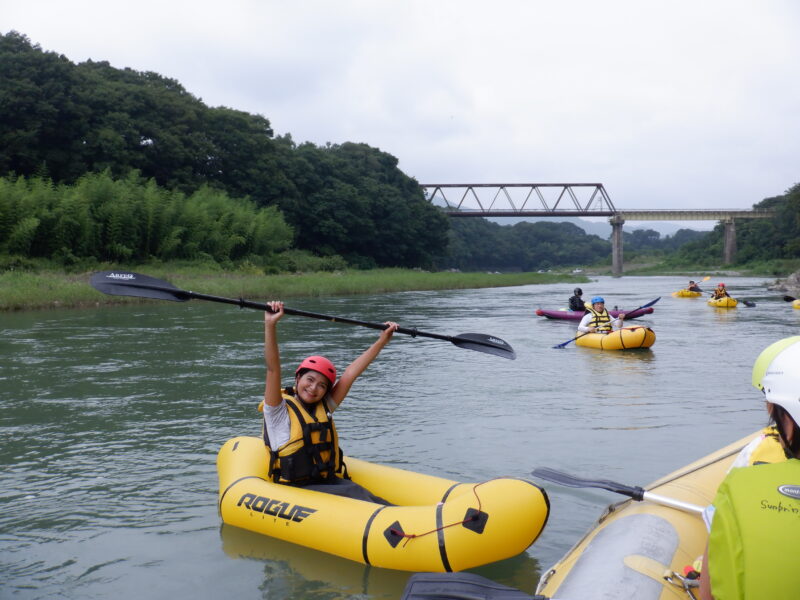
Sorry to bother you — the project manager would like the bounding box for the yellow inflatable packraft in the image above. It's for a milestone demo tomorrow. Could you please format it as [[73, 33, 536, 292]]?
[[217, 436, 550, 572], [707, 296, 738, 308], [672, 289, 702, 298], [574, 326, 655, 351]]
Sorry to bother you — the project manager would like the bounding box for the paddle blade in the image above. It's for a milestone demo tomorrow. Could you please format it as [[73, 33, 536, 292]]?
[[90, 271, 189, 302], [784, 295, 797, 302], [552, 337, 576, 349], [639, 296, 661, 309], [451, 333, 516, 360], [531, 467, 645, 501], [742, 300, 756, 307]]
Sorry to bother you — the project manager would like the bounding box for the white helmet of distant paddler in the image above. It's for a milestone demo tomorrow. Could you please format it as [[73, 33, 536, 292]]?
[[751, 336, 800, 425]]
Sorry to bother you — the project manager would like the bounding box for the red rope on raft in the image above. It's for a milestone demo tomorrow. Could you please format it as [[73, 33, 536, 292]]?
[[390, 481, 486, 547]]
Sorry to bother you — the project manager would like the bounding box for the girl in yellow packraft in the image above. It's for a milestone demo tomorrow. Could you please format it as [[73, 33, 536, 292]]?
[[260, 300, 399, 504]]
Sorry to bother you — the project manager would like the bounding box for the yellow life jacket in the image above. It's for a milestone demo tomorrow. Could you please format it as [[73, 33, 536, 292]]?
[[586, 305, 612, 332], [747, 426, 790, 466], [263, 391, 346, 485]]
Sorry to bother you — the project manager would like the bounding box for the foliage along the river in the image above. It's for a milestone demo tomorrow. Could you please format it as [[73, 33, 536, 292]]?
[[0, 31, 448, 269], [663, 183, 800, 267], [0, 172, 293, 267]]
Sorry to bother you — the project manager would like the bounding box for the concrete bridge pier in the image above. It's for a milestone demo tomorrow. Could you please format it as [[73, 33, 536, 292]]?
[[610, 215, 625, 277], [723, 218, 737, 264]]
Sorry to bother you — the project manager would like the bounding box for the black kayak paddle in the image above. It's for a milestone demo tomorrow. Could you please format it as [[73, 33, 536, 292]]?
[[530, 467, 704, 515], [90, 270, 516, 360]]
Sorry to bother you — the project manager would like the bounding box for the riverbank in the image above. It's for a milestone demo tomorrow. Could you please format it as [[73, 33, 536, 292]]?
[[0, 267, 589, 311]]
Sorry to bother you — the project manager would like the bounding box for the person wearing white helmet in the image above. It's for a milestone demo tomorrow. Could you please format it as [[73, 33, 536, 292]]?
[[699, 336, 800, 600], [259, 300, 399, 503]]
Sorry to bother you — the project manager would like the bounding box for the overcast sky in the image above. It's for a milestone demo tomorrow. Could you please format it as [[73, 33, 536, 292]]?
[[5, 1, 800, 222]]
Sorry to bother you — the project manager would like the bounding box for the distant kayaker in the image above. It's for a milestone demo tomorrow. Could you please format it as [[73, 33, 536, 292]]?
[[699, 336, 800, 600], [259, 300, 399, 504], [710, 282, 730, 299], [577, 297, 625, 333], [568, 287, 585, 312], [687, 280, 703, 292]]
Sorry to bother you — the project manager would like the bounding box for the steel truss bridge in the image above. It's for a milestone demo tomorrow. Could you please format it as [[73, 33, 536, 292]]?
[[422, 183, 775, 276]]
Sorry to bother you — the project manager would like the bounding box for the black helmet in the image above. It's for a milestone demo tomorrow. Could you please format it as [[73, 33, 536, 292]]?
[[574, 287, 583, 296]]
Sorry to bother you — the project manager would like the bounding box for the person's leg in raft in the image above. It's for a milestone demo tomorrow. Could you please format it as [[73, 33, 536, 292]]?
[[302, 478, 393, 505]]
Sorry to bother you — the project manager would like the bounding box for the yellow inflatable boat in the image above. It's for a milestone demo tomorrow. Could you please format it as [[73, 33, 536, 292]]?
[[707, 296, 738, 308], [217, 436, 550, 572], [671, 289, 702, 298], [535, 432, 756, 599], [793, 299, 800, 310], [574, 326, 655, 351]]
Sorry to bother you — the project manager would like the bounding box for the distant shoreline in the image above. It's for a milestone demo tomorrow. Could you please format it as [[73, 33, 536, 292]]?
[[0, 267, 588, 312]]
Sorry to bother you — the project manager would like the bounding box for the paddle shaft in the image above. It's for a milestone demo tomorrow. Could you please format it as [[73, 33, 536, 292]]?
[[100, 279, 458, 342], [181, 288, 451, 340], [89, 271, 516, 358], [642, 491, 704, 515]]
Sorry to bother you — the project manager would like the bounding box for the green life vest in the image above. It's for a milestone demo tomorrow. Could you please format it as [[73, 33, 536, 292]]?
[[708, 459, 800, 599]]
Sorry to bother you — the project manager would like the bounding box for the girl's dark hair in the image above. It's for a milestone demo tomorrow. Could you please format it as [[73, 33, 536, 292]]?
[[770, 404, 800, 458]]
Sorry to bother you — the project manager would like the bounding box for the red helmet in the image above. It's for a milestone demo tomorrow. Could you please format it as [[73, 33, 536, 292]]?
[[718, 282, 726, 287], [295, 356, 337, 385]]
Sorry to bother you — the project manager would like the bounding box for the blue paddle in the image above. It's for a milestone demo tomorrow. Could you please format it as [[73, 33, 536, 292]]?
[[552, 296, 660, 349]]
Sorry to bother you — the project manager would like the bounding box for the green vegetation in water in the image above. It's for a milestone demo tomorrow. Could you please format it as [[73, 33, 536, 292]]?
[[0, 266, 589, 311]]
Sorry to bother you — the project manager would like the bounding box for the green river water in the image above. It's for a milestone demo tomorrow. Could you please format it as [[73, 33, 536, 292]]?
[[1, 275, 797, 599]]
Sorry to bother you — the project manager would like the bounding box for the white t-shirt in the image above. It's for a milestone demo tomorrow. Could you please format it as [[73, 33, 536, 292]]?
[[263, 396, 337, 449]]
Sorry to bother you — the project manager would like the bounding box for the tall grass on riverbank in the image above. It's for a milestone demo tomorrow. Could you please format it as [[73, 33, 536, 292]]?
[[0, 267, 587, 311]]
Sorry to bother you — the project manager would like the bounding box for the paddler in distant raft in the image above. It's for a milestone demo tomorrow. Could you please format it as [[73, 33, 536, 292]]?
[[687, 280, 703, 292], [260, 300, 399, 504], [567, 287, 586, 312], [577, 296, 626, 334], [710, 282, 730, 300], [699, 336, 800, 600]]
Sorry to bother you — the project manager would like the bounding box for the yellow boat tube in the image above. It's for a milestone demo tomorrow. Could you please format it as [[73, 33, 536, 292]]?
[[793, 299, 800, 309], [671, 289, 702, 298], [537, 432, 758, 600], [217, 436, 550, 572], [574, 326, 655, 351], [707, 296, 738, 308]]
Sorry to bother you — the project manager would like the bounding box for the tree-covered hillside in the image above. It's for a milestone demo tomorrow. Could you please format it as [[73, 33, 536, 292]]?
[[664, 184, 800, 267], [2, 30, 796, 274], [0, 31, 448, 269]]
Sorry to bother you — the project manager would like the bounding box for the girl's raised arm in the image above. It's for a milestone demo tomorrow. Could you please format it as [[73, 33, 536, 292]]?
[[263, 301, 285, 407], [330, 322, 399, 406]]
